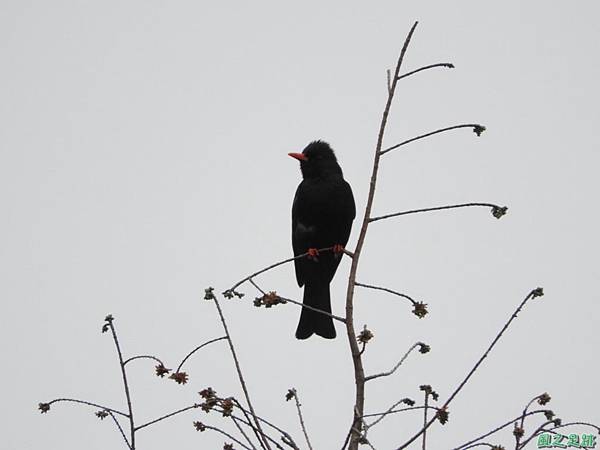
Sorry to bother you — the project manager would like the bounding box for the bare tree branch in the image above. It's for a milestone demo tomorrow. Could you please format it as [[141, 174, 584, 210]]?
[[340, 428, 352, 450], [461, 444, 497, 449], [355, 282, 418, 305], [516, 420, 555, 449], [515, 393, 548, 448], [107, 319, 136, 449], [453, 410, 550, 449], [43, 398, 129, 417], [107, 410, 132, 450], [231, 415, 259, 450], [422, 391, 429, 450], [135, 404, 199, 431], [231, 398, 271, 450], [174, 336, 228, 373], [253, 282, 347, 323], [229, 412, 288, 450], [380, 123, 485, 156], [397, 62, 454, 81], [369, 202, 507, 223], [233, 400, 299, 450], [364, 405, 441, 426], [397, 288, 544, 449], [197, 422, 254, 450], [343, 21, 420, 450], [547, 421, 600, 433], [279, 295, 347, 323], [289, 389, 313, 450], [365, 342, 425, 381], [123, 355, 166, 367], [212, 298, 273, 450], [247, 278, 347, 323], [227, 246, 352, 294]]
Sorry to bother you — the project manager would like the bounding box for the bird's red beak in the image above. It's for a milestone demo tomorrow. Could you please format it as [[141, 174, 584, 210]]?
[[288, 152, 308, 161]]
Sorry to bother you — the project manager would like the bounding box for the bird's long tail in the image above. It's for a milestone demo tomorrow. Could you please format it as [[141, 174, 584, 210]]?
[[295, 283, 336, 339]]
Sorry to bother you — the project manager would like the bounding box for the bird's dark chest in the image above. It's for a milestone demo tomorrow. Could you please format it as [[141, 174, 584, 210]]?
[[293, 178, 349, 225]]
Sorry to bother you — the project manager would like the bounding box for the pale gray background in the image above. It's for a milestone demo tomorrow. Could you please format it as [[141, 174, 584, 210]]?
[[2, 1, 599, 449]]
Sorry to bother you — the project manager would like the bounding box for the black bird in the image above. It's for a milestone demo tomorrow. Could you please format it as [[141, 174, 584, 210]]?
[[289, 141, 355, 339]]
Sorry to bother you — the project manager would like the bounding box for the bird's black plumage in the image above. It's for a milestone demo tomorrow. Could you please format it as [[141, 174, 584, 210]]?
[[290, 141, 355, 339]]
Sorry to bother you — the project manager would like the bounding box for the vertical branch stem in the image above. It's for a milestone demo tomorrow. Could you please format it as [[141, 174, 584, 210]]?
[[212, 298, 272, 450], [422, 393, 429, 450], [344, 21, 418, 450], [108, 410, 133, 450], [108, 321, 136, 450], [293, 390, 314, 450]]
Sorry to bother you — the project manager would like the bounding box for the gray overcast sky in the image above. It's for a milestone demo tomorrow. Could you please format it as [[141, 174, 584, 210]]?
[[2, 1, 599, 449]]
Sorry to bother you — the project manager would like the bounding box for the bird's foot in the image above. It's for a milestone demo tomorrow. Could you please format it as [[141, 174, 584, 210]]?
[[307, 248, 320, 261], [333, 244, 345, 258]]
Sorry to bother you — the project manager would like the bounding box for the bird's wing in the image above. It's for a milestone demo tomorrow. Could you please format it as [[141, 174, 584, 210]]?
[[291, 187, 304, 286], [338, 180, 356, 246], [291, 183, 319, 287]]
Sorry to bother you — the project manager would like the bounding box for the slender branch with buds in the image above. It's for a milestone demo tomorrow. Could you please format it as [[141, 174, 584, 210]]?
[[210, 296, 273, 450], [397, 288, 545, 449], [106, 318, 136, 449], [365, 342, 429, 382], [370, 202, 507, 223], [380, 123, 485, 155], [453, 410, 552, 449]]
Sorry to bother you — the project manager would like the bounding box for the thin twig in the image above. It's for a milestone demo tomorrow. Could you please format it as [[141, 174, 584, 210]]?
[[135, 404, 199, 431], [356, 406, 374, 448], [212, 298, 272, 450], [422, 391, 429, 450], [233, 401, 299, 450], [397, 288, 543, 449], [107, 410, 132, 450], [108, 320, 136, 449], [370, 202, 503, 223], [365, 342, 423, 381], [380, 123, 484, 156], [356, 282, 417, 305], [516, 420, 554, 449], [248, 278, 347, 323], [365, 405, 441, 428], [232, 398, 269, 450], [228, 246, 351, 293], [359, 341, 367, 356], [363, 437, 377, 450], [249, 278, 266, 294], [123, 355, 165, 367], [174, 336, 228, 373], [201, 423, 253, 450], [230, 413, 288, 450], [278, 295, 347, 322], [231, 415, 259, 450], [396, 63, 454, 81], [547, 421, 600, 433], [343, 21, 419, 450], [340, 427, 352, 450], [453, 410, 550, 449], [291, 389, 313, 450], [45, 398, 128, 417], [515, 394, 544, 448]]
